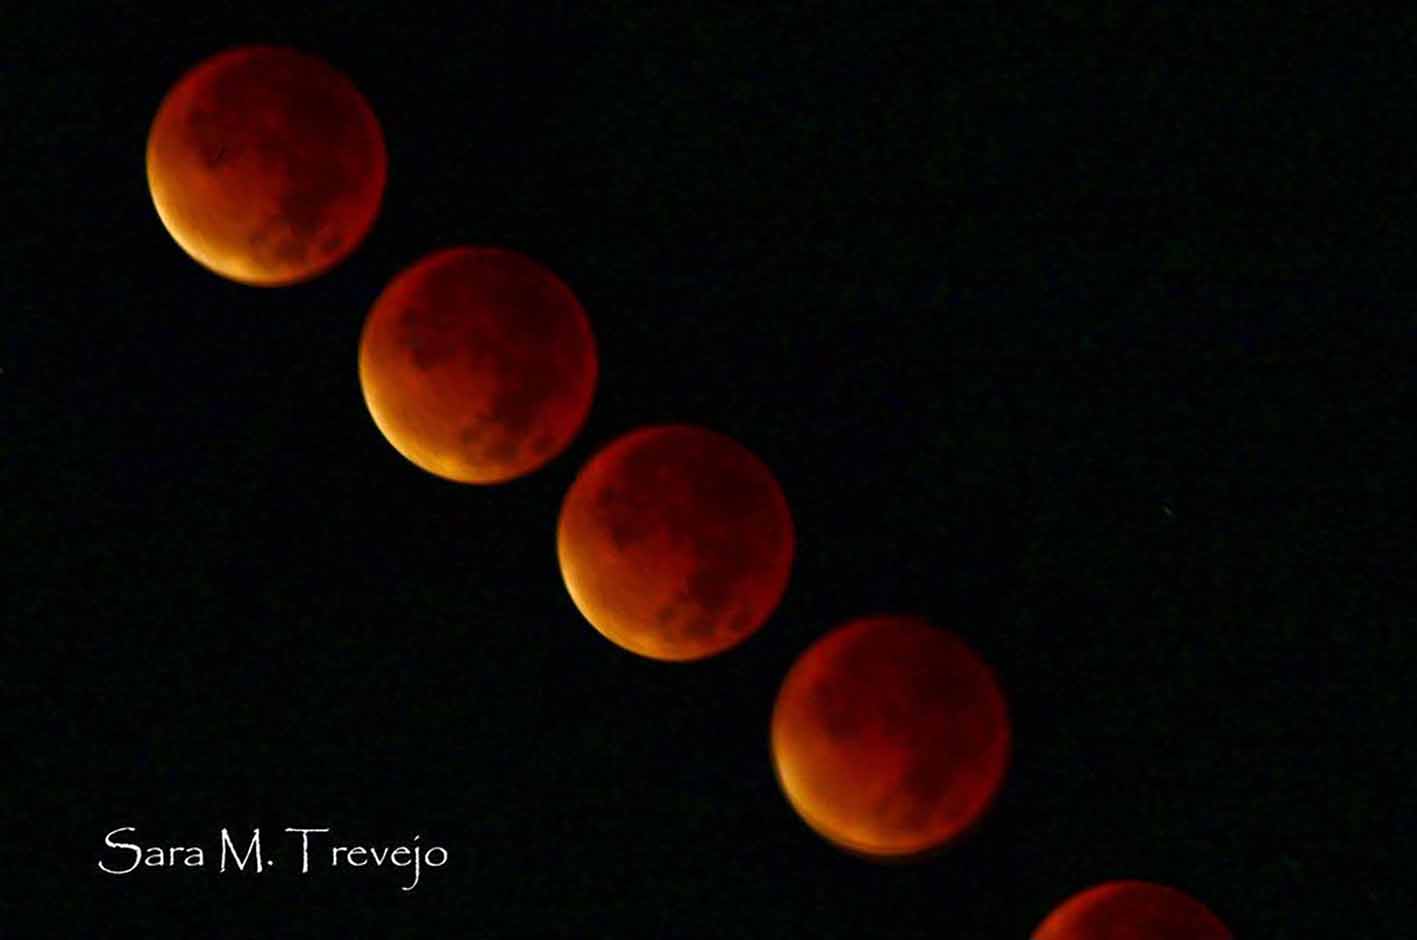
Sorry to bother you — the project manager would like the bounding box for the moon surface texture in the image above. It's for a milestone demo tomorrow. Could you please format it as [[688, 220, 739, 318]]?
[[557, 425, 794, 661], [358, 247, 597, 484], [770, 615, 1010, 858], [146, 45, 386, 286], [1032, 881, 1232, 940]]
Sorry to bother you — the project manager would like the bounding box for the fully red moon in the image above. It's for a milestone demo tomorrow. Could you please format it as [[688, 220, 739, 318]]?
[[770, 615, 1010, 859], [146, 45, 386, 286], [557, 425, 794, 661], [1033, 881, 1232, 940], [358, 247, 597, 484]]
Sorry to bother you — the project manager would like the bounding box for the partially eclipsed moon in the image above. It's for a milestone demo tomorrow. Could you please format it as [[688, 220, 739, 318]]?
[[1032, 881, 1232, 940], [358, 246, 597, 484], [770, 615, 1010, 858], [556, 425, 794, 661], [146, 45, 387, 286]]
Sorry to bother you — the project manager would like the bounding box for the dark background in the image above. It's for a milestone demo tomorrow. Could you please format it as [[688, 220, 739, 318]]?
[[7, 3, 1409, 936]]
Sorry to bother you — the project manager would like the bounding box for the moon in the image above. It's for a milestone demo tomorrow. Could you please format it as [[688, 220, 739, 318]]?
[[358, 247, 597, 484], [770, 615, 1010, 859], [1032, 881, 1232, 939], [557, 425, 794, 661], [146, 45, 386, 286]]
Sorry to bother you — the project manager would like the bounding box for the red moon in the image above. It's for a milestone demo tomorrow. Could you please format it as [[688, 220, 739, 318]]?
[[1033, 881, 1232, 940], [358, 247, 597, 484], [770, 615, 1010, 858], [146, 46, 386, 286], [557, 425, 794, 661]]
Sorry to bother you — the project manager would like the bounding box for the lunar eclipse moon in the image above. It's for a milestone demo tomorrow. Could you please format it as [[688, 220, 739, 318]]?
[[146, 46, 387, 286], [1032, 881, 1232, 939], [556, 425, 794, 661], [770, 615, 1010, 859], [358, 247, 598, 484]]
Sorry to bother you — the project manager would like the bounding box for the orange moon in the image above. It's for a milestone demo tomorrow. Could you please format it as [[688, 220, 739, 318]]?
[[557, 425, 794, 661], [358, 247, 597, 484], [770, 615, 1010, 858], [146, 45, 386, 286], [1033, 881, 1232, 939]]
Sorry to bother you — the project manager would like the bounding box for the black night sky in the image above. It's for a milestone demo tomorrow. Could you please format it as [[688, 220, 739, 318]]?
[[8, 4, 1408, 936]]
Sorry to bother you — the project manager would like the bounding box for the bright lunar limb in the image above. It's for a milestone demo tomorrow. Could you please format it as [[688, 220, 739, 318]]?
[[146, 45, 386, 286], [557, 424, 794, 661]]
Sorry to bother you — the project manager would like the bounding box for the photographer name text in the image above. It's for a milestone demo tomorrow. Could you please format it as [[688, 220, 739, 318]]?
[[98, 827, 447, 891]]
